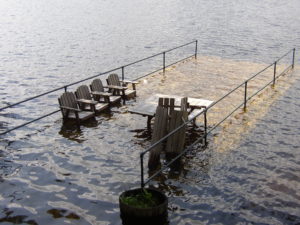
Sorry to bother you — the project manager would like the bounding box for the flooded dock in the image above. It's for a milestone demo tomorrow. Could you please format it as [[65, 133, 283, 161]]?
[[1, 54, 299, 224]]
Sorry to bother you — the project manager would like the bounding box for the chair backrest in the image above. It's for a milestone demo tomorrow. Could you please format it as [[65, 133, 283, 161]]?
[[158, 97, 175, 117], [58, 92, 78, 109], [75, 85, 92, 100], [90, 79, 105, 92], [180, 97, 189, 112], [107, 73, 121, 86]]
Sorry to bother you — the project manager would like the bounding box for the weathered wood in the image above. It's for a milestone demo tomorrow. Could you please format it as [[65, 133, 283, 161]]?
[[58, 92, 95, 124], [129, 94, 213, 128], [90, 79, 121, 104], [166, 99, 188, 158], [148, 106, 168, 171], [158, 97, 175, 118], [107, 74, 137, 98], [148, 97, 187, 170], [75, 85, 109, 113]]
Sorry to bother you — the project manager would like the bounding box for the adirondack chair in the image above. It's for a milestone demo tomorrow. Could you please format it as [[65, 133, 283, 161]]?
[[75, 85, 109, 113], [90, 79, 121, 105], [58, 92, 95, 124], [106, 74, 137, 99]]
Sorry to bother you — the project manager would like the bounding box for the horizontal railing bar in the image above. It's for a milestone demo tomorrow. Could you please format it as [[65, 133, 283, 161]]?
[[113, 41, 196, 70], [140, 108, 203, 157], [276, 65, 293, 79], [207, 81, 245, 110], [206, 101, 245, 137], [0, 110, 60, 135], [144, 132, 205, 185], [247, 65, 293, 102], [125, 54, 195, 82], [245, 63, 275, 83], [206, 63, 275, 111], [141, 48, 294, 158], [164, 54, 195, 68], [0, 41, 196, 112], [164, 40, 197, 53], [206, 64, 293, 137], [276, 49, 294, 62], [132, 68, 163, 81], [141, 120, 188, 156], [141, 47, 295, 187]]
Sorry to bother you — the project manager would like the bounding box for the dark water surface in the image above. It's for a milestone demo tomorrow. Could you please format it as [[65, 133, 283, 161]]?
[[1, 0, 300, 224]]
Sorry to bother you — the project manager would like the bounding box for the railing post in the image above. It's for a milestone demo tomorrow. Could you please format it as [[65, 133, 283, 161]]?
[[163, 52, 166, 73], [122, 66, 125, 82], [195, 40, 198, 59], [204, 109, 207, 145], [64, 86, 67, 92], [273, 61, 277, 86], [140, 153, 145, 188], [292, 48, 296, 69], [244, 81, 248, 111]]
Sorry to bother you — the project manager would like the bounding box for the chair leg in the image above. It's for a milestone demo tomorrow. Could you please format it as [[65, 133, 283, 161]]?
[[75, 112, 80, 127], [147, 116, 153, 131]]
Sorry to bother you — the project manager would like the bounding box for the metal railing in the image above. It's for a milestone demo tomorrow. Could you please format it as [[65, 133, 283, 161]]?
[[140, 48, 296, 188], [0, 40, 198, 136]]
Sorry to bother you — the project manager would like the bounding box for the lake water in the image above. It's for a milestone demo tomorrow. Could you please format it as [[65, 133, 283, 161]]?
[[0, 0, 300, 224]]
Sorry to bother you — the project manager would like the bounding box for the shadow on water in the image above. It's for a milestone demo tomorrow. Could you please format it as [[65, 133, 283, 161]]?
[[145, 124, 210, 195], [0, 209, 38, 225], [0, 57, 299, 225], [47, 208, 80, 220], [58, 110, 115, 142]]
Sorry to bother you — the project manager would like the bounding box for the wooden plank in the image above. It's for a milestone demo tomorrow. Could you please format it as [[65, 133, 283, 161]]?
[[58, 92, 95, 123], [148, 106, 168, 171], [166, 109, 186, 156]]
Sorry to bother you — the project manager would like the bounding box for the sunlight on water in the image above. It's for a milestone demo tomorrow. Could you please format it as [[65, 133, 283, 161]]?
[[137, 56, 295, 153], [0, 55, 299, 224]]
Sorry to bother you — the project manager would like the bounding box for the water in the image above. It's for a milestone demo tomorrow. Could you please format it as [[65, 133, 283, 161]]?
[[1, 0, 300, 224]]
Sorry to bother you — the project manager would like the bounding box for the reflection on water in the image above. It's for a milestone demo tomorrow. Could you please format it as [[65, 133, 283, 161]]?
[[1, 56, 299, 224]]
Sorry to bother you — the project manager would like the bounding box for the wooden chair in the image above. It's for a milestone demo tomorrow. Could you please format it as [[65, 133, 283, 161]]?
[[58, 92, 95, 124], [90, 79, 121, 105], [106, 74, 138, 99], [75, 85, 109, 113]]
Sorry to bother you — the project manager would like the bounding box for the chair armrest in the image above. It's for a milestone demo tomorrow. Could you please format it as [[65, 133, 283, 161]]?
[[122, 80, 138, 90], [91, 91, 112, 97], [60, 106, 81, 112], [122, 80, 139, 84], [106, 85, 128, 90], [76, 99, 98, 105]]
